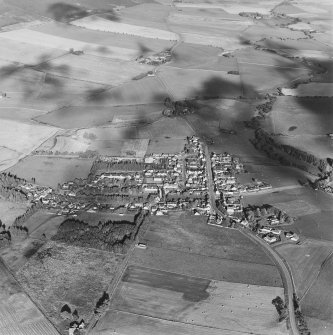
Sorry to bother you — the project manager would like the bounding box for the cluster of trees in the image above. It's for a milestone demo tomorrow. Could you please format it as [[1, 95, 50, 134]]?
[[52, 212, 145, 253], [252, 129, 332, 174], [272, 296, 287, 322], [33, 149, 98, 158], [163, 97, 195, 117], [14, 201, 42, 227], [94, 291, 110, 316], [244, 204, 295, 225], [293, 294, 311, 335]]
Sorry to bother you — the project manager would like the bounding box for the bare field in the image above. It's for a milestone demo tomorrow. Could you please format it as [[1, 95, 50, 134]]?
[[38, 54, 154, 85], [8, 156, 94, 187], [17, 241, 125, 332], [131, 246, 282, 287], [0, 199, 29, 227], [143, 213, 275, 265], [72, 15, 178, 40], [0, 260, 59, 335], [107, 265, 285, 335], [276, 241, 333, 298], [157, 67, 242, 100]]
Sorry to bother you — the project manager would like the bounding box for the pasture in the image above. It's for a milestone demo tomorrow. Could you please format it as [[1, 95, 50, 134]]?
[[0, 261, 59, 335], [72, 15, 178, 40], [276, 241, 333, 299], [107, 265, 285, 335], [17, 241, 125, 332], [8, 156, 94, 187]]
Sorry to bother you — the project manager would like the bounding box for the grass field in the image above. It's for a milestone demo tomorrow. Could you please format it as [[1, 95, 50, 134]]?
[[276, 241, 333, 299], [146, 138, 187, 154], [37, 53, 154, 85], [0, 107, 46, 122], [72, 15, 178, 40], [8, 156, 94, 187], [0, 260, 59, 335], [17, 241, 125, 332], [105, 265, 285, 335], [0, 199, 29, 227]]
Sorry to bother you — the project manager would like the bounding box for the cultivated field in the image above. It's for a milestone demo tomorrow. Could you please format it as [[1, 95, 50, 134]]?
[[8, 156, 94, 187], [0, 260, 59, 335], [146, 138, 187, 154], [105, 265, 285, 335], [17, 241, 125, 332], [72, 15, 178, 40], [120, 139, 149, 157], [38, 54, 154, 86], [0, 107, 46, 122], [276, 241, 333, 298]]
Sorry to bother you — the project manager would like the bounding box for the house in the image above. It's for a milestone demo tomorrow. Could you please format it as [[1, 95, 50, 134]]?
[[264, 235, 278, 244]]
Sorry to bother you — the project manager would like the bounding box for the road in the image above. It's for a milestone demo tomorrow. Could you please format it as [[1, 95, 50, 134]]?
[[203, 144, 300, 335]]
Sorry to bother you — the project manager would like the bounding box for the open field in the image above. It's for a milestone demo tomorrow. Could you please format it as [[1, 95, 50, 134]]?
[[106, 265, 285, 335], [146, 138, 187, 154], [0, 260, 59, 335], [0, 119, 57, 171], [32, 21, 174, 57], [36, 103, 163, 129], [158, 67, 242, 100], [17, 241, 125, 332], [83, 76, 168, 106], [142, 117, 194, 139], [8, 156, 94, 187], [276, 241, 333, 298], [0, 36, 66, 64], [0, 28, 138, 61], [0, 199, 29, 227], [265, 97, 333, 135], [301, 254, 333, 322], [273, 199, 320, 217], [37, 54, 154, 85], [0, 107, 46, 122], [72, 15, 178, 40], [171, 43, 238, 71], [120, 138, 149, 157], [282, 83, 333, 97], [306, 317, 333, 335], [131, 246, 282, 287], [143, 213, 274, 265]]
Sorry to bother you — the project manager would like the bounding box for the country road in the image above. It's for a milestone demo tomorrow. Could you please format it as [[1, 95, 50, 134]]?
[[204, 144, 300, 335]]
